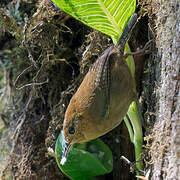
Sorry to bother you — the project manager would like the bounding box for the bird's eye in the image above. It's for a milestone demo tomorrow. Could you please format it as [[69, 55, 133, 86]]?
[[68, 126, 75, 134]]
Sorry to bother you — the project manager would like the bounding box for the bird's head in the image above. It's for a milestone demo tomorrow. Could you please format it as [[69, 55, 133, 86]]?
[[61, 96, 88, 163], [63, 113, 85, 145]]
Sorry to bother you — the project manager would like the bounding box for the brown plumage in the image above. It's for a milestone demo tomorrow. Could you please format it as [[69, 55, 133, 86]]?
[[62, 14, 137, 159]]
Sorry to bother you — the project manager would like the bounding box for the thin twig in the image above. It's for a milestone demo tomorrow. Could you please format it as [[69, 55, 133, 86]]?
[[148, 23, 156, 39], [120, 156, 131, 165], [14, 65, 34, 86], [23, 17, 38, 68], [120, 156, 145, 174], [16, 79, 48, 90], [11, 93, 33, 140]]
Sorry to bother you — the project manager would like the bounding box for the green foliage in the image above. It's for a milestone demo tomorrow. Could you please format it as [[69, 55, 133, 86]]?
[[56, 132, 113, 180], [125, 101, 143, 170], [51, 0, 136, 84], [51, 0, 136, 44]]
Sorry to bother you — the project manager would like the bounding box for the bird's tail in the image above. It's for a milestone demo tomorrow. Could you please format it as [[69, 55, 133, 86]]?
[[117, 13, 137, 55]]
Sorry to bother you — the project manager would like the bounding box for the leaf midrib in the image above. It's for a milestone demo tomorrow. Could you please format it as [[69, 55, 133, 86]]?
[[98, 0, 121, 35]]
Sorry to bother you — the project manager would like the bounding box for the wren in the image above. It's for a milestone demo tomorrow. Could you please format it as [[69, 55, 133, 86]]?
[[61, 14, 137, 163]]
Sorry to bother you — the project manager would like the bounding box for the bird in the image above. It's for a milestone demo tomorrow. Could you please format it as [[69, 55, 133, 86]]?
[[61, 14, 137, 164]]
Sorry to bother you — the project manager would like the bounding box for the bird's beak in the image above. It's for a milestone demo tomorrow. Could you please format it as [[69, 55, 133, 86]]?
[[60, 141, 72, 165], [63, 141, 72, 158]]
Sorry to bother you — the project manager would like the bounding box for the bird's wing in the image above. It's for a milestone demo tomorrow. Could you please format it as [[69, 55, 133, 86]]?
[[90, 46, 113, 118]]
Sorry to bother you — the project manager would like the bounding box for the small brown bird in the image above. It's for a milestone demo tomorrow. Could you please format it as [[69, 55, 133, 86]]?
[[61, 14, 137, 163]]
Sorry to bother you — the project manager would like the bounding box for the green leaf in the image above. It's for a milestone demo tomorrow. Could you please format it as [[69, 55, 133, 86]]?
[[51, 0, 136, 85], [51, 0, 136, 44], [127, 101, 143, 171], [55, 131, 113, 180]]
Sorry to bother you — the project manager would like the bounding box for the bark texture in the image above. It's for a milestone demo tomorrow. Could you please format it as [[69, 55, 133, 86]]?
[[150, 0, 180, 179]]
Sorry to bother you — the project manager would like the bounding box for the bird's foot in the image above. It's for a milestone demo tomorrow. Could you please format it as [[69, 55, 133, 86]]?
[[123, 40, 153, 59]]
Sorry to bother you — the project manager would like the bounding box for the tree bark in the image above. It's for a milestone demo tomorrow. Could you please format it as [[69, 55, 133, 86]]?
[[150, 0, 180, 179]]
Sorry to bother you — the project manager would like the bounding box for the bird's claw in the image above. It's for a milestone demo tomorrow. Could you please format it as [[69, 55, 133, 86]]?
[[123, 40, 153, 59]]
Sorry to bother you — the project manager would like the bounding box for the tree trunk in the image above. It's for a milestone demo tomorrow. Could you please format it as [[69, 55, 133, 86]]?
[[150, 0, 180, 179]]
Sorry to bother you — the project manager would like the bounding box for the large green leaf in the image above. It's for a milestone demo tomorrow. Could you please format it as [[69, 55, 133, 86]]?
[[55, 131, 113, 180], [51, 0, 136, 44]]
